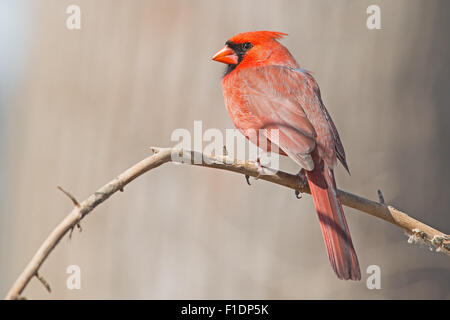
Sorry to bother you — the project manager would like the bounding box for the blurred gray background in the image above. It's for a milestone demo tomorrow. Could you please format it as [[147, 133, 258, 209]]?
[[1, 0, 449, 299]]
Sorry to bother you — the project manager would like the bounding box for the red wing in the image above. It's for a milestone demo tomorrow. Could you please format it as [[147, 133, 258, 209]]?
[[226, 66, 319, 170]]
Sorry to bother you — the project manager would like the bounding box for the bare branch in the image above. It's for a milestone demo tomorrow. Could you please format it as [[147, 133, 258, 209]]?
[[5, 147, 449, 299]]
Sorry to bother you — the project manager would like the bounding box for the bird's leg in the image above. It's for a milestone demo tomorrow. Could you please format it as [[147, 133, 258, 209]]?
[[295, 168, 308, 199]]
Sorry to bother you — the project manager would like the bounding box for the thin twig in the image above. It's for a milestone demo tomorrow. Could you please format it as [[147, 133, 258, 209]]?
[[57, 186, 80, 207], [57, 186, 83, 239], [35, 272, 51, 293], [5, 147, 450, 299]]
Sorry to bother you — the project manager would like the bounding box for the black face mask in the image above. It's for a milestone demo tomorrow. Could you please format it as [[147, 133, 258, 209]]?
[[223, 41, 253, 76]]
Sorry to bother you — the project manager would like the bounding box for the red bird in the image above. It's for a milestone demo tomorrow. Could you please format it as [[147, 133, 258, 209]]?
[[212, 31, 360, 280]]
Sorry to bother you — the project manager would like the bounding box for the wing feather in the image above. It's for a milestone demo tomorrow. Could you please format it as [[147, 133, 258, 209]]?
[[224, 66, 324, 170]]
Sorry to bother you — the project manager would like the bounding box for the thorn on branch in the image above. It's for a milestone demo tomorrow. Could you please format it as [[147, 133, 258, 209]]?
[[378, 189, 385, 204], [57, 186, 80, 207], [69, 221, 82, 240], [35, 272, 51, 293], [222, 145, 228, 156], [150, 146, 160, 154]]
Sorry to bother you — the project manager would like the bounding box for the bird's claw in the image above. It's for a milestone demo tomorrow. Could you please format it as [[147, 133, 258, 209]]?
[[245, 174, 251, 186], [294, 169, 308, 199], [246, 158, 265, 185], [297, 168, 308, 187]]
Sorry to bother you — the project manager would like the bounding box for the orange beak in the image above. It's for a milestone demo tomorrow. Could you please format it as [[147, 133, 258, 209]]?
[[212, 45, 238, 65]]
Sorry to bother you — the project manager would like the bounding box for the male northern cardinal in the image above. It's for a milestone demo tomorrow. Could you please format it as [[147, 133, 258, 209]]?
[[212, 31, 360, 280]]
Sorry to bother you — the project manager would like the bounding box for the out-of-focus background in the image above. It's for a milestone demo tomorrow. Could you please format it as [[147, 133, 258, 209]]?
[[1, 0, 449, 299]]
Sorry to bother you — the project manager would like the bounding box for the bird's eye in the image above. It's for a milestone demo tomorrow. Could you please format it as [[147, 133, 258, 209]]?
[[243, 42, 252, 50]]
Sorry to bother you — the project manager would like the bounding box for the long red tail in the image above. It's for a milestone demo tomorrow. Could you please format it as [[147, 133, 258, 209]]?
[[306, 161, 361, 280]]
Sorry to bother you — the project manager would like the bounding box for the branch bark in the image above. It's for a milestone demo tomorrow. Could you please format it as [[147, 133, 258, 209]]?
[[5, 147, 449, 299]]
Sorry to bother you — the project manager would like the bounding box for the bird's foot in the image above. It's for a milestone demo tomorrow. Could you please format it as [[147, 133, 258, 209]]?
[[295, 169, 308, 199], [244, 158, 265, 186], [254, 158, 265, 179]]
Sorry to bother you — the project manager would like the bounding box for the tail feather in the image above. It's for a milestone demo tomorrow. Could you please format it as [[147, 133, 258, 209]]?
[[306, 162, 361, 280]]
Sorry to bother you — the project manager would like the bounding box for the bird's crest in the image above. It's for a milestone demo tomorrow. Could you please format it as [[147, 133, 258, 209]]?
[[228, 31, 288, 44]]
